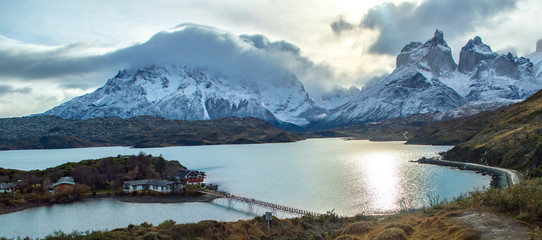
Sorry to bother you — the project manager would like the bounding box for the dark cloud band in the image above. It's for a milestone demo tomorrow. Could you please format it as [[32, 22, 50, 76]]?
[[337, 0, 518, 55]]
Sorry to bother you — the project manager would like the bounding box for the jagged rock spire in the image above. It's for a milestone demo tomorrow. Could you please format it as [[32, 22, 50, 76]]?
[[425, 29, 447, 47], [537, 39, 542, 52], [396, 29, 456, 76], [458, 36, 498, 74]]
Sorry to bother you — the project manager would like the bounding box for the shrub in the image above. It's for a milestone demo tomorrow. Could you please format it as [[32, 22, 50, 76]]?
[[477, 178, 542, 223], [384, 223, 413, 235], [341, 221, 375, 235], [142, 231, 159, 240], [140, 222, 153, 228], [372, 227, 407, 240]]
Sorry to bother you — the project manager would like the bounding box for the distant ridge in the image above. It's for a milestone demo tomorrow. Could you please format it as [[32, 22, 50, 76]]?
[[0, 116, 304, 150]]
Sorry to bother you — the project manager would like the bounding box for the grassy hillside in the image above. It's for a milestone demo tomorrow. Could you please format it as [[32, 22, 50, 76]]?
[[0, 116, 304, 150], [443, 90, 542, 176], [404, 110, 496, 145]]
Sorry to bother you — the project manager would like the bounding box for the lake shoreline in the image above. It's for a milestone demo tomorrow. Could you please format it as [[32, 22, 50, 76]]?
[[0, 201, 51, 215], [0, 193, 221, 216], [411, 157, 523, 189]]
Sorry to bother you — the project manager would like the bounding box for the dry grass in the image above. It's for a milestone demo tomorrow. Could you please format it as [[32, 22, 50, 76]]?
[[341, 221, 375, 235]]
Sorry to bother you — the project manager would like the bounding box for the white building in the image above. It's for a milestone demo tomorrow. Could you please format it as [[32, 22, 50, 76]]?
[[0, 182, 16, 193], [123, 179, 177, 193]]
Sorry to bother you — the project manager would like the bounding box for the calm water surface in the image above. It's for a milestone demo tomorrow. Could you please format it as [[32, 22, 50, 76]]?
[[0, 139, 490, 238]]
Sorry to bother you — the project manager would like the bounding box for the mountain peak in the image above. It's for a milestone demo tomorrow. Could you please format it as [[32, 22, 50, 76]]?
[[537, 38, 542, 52], [396, 29, 456, 76], [461, 36, 495, 55], [424, 29, 447, 47], [458, 36, 498, 74]]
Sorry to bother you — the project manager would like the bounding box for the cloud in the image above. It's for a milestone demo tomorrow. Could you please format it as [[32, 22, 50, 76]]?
[[330, 15, 355, 36], [496, 46, 518, 56], [0, 84, 31, 95], [240, 34, 300, 55], [0, 38, 114, 82], [0, 24, 338, 99], [357, 0, 518, 55]]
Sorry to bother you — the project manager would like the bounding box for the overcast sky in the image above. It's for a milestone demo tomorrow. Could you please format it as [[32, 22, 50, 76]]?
[[0, 0, 540, 117]]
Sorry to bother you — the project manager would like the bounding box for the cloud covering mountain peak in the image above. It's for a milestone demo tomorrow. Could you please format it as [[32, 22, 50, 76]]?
[[0, 24, 339, 102]]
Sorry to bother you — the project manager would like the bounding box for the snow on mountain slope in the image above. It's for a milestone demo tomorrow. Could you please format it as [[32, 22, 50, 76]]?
[[43, 65, 323, 127], [448, 36, 540, 102], [315, 30, 467, 127], [526, 40, 542, 79], [326, 68, 466, 126]]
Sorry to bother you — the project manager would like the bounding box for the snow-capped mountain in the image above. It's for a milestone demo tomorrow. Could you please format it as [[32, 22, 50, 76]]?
[[313, 30, 541, 128], [453, 36, 539, 102], [43, 65, 324, 128], [314, 30, 466, 127]]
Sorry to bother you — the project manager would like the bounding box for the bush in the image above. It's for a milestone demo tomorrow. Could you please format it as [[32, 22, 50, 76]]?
[[481, 178, 542, 223], [341, 221, 375, 235], [384, 223, 413, 235], [142, 231, 159, 240], [372, 227, 407, 240]]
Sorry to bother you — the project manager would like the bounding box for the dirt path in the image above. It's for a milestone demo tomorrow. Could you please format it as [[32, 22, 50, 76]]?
[[452, 210, 531, 240]]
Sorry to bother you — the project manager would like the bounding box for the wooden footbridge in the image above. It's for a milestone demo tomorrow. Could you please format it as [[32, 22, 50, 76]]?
[[198, 189, 321, 217]]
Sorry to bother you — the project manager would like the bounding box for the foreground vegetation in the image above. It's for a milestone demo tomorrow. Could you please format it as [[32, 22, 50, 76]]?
[[1, 178, 534, 240]]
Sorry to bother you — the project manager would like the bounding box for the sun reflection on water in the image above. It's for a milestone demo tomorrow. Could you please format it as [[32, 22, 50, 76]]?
[[359, 152, 401, 213]]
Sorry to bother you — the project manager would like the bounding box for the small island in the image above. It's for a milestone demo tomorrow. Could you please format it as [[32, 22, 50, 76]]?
[[0, 153, 217, 215]]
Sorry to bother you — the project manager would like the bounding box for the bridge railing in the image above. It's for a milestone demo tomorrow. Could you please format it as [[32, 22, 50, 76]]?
[[198, 189, 321, 217]]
